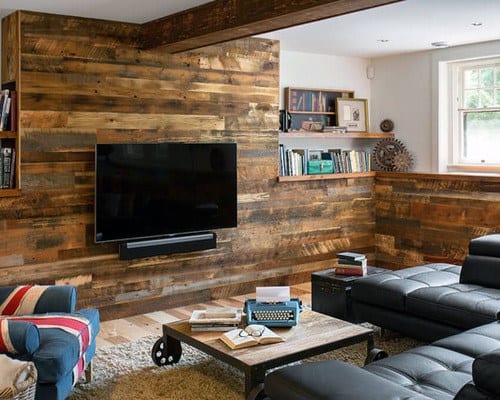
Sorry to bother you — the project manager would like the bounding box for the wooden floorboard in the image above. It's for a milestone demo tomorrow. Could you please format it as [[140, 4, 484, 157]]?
[[96, 282, 313, 349]]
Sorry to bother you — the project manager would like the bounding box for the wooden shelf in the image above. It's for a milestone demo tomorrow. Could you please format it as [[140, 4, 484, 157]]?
[[0, 188, 21, 197], [278, 172, 376, 182], [0, 131, 17, 139], [279, 131, 395, 139], [289, 111, 335, 115]]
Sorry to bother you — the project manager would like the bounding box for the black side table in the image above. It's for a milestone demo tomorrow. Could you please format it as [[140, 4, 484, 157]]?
[[312, 266, 389, 322]]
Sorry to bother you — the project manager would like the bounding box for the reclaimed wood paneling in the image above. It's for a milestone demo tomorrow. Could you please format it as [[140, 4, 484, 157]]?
[[140, 0, 402, 52], [0, 11, 376, 320], [375, 172, 500, 270]]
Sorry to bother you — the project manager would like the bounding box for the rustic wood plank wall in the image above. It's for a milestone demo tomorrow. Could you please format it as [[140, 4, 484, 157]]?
[[0, 11, 376, 320], [375, 172, 500, 269]]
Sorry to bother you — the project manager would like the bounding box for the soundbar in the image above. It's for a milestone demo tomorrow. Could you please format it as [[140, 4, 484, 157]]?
[[119, 232, 216, 260]]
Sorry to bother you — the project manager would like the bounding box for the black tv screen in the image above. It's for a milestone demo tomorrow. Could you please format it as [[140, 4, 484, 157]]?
[[95, 142, 237, 243]]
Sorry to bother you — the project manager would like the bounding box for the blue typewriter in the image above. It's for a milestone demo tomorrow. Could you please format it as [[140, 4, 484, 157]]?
[[244, 298, 302, 327]]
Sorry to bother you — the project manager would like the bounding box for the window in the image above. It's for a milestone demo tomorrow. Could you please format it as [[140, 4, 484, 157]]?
[[451, 58, 500, 168]]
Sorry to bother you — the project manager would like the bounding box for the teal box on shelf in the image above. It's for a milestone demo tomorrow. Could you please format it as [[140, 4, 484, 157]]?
[[307, 160, 334, 174]]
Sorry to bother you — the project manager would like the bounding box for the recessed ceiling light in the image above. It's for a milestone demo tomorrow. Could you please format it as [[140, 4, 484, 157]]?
[[377, 39, 389, 43], [471, 22, 483, 27], [431, 41, 448, 48]]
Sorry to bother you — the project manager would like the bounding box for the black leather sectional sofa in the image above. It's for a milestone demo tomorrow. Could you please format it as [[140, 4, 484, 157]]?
[[263, 234, 500, 400]]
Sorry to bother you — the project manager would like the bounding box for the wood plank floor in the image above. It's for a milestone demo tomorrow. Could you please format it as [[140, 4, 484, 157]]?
[[96, 282, 312, 349]]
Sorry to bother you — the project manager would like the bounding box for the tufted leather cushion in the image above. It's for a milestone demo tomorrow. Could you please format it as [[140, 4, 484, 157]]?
[[406, 284, 500, 329], [351, 264, 461, 312], [264, 359, 433, 400], [265, 321, 500, 400], [469, 234, 500, 258]]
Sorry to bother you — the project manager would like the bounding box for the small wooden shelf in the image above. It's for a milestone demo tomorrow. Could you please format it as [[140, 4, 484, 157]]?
[[279, 131, 395, 139], [289, 111, 336, 115], [0, 188, 21, 197], [278, 172, 376, 182], [0, 131, 17, 139]]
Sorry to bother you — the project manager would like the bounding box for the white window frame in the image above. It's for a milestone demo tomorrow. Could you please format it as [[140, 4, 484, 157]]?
[[448, 57, 500, 172]]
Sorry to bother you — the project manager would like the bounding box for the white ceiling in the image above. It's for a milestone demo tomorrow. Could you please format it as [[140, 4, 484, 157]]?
[[0, 0, 499, 59]]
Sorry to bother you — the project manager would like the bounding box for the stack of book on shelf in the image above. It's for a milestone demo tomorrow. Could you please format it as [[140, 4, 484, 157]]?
[[279, 145, 371, 177], [188, 308, 242, 332], [0, 141, 15, 189], [335, 251, 367, 276], [0, 89, 15, 131]]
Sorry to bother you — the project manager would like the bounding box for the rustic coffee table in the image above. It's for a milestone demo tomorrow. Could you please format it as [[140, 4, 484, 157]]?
[[151, 309, 374, 400]]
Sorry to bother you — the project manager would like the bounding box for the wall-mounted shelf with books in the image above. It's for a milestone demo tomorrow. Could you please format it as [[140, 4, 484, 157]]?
[[278, 172, 376, 183], [285, 87, 354, 131], [279, 132, 395, 140]]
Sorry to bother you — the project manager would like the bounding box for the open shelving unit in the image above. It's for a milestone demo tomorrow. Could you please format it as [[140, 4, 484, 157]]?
[[285, 87, 354, 131], [0, 12, 21, 197], [279, 87, 397, 182]]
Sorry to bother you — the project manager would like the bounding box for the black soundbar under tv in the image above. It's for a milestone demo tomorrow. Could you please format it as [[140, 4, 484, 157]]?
[[118, 232, 216, 260]]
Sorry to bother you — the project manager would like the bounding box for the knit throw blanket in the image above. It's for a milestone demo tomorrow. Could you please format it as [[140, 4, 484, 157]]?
[[0, 286, 49, 316]]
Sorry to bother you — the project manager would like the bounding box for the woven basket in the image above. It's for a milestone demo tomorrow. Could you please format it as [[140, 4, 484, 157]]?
[[0, 362, 37, 400]]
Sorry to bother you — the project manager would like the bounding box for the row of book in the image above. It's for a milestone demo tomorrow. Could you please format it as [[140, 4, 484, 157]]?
[[0, 89, 16, 131], [0, 146, 15, 189], [279, 145, 371, 176], [289, 91, 335, 113], [335, 252, 367, 276]]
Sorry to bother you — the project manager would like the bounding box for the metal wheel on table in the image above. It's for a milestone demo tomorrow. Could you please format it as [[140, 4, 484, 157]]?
[[364, 347, 388, 365], [247, 383, 268, 400], [151, 337, 182, 366]]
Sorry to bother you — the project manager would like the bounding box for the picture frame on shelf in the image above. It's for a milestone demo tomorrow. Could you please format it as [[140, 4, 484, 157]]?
[[308, 150, 323, 161], [335, 98, 368, 132]]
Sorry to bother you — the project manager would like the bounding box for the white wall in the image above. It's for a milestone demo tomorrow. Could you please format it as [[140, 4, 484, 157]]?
[[370, 40, 500, 172], [279, 50, 372, 150], [279, 50, 371, 105], [370, 52, 433, 171]]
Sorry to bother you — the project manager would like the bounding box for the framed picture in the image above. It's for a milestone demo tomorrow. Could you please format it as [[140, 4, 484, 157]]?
[[335, 98, 368, 132], [308, 149, 323, 161]]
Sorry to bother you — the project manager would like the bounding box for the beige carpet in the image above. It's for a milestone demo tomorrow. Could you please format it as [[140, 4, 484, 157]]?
[[68, 328, 420, 400]]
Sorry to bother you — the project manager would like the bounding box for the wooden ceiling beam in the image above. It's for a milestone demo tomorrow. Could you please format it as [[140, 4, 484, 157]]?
[[140, 0, 402, 52]]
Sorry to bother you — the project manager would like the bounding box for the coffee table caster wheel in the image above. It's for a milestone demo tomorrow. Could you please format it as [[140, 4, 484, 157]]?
[[151, 337, 182, 366], [247, 383, 267, 400], [365, 347, 388, 365]]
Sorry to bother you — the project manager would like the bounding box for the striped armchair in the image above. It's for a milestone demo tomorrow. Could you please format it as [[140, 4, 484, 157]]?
[[0, 285, 100, 400]]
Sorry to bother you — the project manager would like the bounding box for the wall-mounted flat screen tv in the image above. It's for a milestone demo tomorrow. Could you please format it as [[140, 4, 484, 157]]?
[[95, 142, 237, 243]]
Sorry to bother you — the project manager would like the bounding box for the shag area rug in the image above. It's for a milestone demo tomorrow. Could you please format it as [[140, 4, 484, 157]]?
[[69, 328, 420, 400]]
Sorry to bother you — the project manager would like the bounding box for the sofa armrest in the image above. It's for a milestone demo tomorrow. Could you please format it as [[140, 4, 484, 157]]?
[[460, 255, 500, 289], [454, 349, 500, 400], [473, 349, 500, 396], [0, 285, 76, 315], [0, 319, 40, 355]]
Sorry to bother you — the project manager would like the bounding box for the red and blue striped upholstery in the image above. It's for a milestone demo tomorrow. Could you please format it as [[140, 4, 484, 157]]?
[[0, 285, 99, 400], [0, 285, 76, 315], [0, 319, 40, 354]]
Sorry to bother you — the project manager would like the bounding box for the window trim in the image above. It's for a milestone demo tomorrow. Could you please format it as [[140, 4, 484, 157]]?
[[448, 57, 500, 171]]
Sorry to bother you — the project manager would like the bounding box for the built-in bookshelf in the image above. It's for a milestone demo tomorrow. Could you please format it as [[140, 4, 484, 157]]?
[[280, 86, 396, 182], [285, 87, 354, 131], [278, 132, 395, 182], [1, 12, 21, 196]]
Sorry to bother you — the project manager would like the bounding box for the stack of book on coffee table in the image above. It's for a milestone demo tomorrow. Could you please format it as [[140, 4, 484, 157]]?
[[189, 308, 242, 332], [335, 252, 367, 276]]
